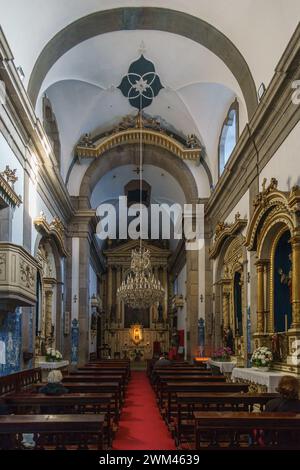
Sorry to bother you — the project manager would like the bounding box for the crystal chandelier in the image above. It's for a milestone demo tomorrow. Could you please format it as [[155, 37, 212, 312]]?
[[117, 92, 165, 308], [117, 246, 165, 308]]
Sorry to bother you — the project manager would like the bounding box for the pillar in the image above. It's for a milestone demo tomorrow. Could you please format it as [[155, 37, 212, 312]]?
[[107, 265, 113, 322], [116, 267, 121, 324], [222, 291, 230, 330], [186, 249, 199, 359], [291, 234, 300, 328], [162, 267, 168, 320], [256, 260, 265, 333]]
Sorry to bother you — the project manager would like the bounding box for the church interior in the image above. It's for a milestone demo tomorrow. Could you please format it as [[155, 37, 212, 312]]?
[[0, 0, 300, 451]]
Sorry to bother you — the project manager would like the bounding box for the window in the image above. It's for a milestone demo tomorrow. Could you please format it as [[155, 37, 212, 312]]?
[[218, 99, 239, 175]]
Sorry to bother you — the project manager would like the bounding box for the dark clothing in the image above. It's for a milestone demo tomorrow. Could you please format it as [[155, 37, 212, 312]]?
[[265, 397, 300, 412], [153, 358, 172, 368], [39, 382, 68, 396]]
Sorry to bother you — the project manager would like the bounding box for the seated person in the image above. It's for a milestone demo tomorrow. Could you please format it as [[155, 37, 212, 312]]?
[[39, 370, 68, 396], [153, 352, 172, 369], [266, 375, 300, 412]]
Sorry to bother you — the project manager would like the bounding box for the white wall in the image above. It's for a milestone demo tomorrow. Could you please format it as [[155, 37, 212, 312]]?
[[259, 121, 300, 190]]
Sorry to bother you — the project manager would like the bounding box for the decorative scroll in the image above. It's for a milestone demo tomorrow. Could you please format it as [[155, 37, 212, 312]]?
[[76, 113, 203, 162], [34, 212, 69, 257], [209, 213, 247, 259], [245, 178, 300, 253], [0, 166, 22, 208]]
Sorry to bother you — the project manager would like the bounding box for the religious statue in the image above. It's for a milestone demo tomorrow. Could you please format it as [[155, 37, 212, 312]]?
[[157, 303, 163, 323], [171, 328, 179, 348], [271, 332, 282, 361], [278, 253, 292, 301], [224, 326, 234, 353]]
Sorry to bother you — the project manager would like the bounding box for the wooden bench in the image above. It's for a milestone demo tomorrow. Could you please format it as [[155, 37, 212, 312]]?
[[0, 368, 42, 396], [194, 411, 300, 450], [62, 375, 125, 399], [163, 382, 249, 422], [174, 392, 278, 446], [4, 392, 115, 447], [0, 414, 105, 450]]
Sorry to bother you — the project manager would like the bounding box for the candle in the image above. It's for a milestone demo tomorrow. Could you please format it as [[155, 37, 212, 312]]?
[[285, 313, 288, 332]]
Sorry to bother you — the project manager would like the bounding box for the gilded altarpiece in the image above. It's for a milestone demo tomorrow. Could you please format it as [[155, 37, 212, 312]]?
[[210, 214, 248, 365], [246, 178, 300, 374], [103, 240, 171, 361]]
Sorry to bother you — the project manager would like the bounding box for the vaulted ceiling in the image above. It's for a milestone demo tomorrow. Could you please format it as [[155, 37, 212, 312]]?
[[1, 0, 299, 192]]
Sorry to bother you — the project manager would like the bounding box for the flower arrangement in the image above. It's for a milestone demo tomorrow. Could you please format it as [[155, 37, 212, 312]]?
[[46, 348, 62, 362], [211, 347, 233, 362], [251, 346, 273, 369]]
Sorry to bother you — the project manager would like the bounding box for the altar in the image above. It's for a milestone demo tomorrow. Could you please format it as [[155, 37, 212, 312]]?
[[232, 367, 294, 392], [35, 359, 69, 381], [208, 359, 236, 375]]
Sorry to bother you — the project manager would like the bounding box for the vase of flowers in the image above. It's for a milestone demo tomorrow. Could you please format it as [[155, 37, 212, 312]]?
[[46, 348, 62, 362], [211, 347, 233, 362], [251, 346, 273, 371]]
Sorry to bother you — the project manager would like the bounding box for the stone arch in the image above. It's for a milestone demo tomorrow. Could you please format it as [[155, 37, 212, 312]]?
[[28, 7, 257, 118], [79, 144, 199, 206]]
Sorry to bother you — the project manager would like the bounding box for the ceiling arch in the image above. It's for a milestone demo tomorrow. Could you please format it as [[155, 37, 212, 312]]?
[[28, 7, 258, 118], [79, 144, 199, 206]]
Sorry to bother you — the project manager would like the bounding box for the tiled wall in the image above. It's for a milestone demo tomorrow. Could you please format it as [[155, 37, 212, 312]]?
[[0, 308, 22, 376]]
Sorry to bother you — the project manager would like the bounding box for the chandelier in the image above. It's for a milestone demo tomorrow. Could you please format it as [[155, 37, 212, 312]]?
[[116, 82, 165, 308], [117, 247, 165, 308]]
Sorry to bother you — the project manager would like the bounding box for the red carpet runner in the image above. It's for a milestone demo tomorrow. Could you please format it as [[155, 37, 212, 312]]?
[[113, 371, 176, 450]]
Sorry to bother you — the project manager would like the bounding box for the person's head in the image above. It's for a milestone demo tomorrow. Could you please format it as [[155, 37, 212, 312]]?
[[159, 352, 168, 360], [47, 370, 63, 384], [277, 375, 299, 399]]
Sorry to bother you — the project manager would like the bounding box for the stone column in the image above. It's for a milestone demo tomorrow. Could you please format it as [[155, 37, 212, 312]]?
[[162, 267, 168, 320], [256, 260, 265, 334], [186, 249, 199, 359], [107, 265, 113, 323], [291, 234, 300, 328], [78, 237, 90, 365], [116, 267, 121, 324]]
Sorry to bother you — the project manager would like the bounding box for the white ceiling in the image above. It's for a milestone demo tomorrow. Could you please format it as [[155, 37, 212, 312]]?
[[1, 0, 299, 89], [39, 30, 247, 181], [0, 1, 299, 192]]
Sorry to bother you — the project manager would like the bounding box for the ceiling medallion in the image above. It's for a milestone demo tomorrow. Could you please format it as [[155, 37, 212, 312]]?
[[117, 247, 165, 309], [118, 55, 163, 109]]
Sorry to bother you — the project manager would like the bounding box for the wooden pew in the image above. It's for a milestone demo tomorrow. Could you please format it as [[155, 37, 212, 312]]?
[[4, 393, 115, 447], [0, 368, 42, 396], [194, 411, 300, 450], [156, 375, 226, 400], [163, 382, 249, 422], [62, 375, 125, 399], [0, 414, 105, 450], [174, 392, 278, 446], [68, 372, 126, 387]]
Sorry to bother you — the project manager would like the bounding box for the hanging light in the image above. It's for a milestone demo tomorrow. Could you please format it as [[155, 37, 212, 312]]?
[[117, 247, 165, 308], [116, 92, 165, 308]]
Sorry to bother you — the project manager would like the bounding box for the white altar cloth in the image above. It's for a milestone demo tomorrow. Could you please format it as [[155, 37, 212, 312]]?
[[36, 360, 69, 370], [208, 359, 236, 374], [232, 367, 293, 392]]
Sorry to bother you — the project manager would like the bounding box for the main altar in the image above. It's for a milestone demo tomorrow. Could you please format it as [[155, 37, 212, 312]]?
[[100, 240, 171, 360]]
